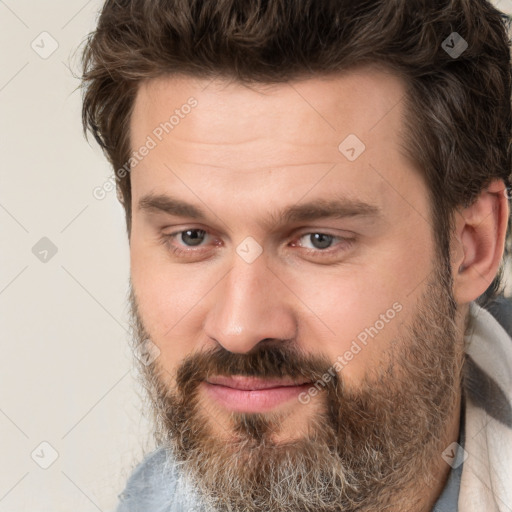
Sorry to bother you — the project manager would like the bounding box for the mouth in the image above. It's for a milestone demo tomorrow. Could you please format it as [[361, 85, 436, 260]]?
[[202, 375, 313, 413]]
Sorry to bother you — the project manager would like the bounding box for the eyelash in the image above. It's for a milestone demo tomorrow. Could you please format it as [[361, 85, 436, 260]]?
[[160, 228, 354, 259]]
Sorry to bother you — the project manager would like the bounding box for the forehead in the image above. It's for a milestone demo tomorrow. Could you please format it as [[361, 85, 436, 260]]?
[[131, 66, 407, 157], [128, 67, 425, 228]]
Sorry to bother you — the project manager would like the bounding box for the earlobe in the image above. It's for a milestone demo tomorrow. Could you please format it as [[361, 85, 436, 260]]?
[[452, 179, 509, 304]]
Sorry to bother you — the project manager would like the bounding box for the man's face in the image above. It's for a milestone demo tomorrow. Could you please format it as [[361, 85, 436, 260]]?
[[128, 68, 465, 511]]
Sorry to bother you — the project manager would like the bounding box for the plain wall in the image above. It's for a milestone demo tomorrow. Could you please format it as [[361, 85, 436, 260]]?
[[1, 2, 153, 511]]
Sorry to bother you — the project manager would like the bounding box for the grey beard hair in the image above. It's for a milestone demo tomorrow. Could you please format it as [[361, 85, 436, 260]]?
[[127, 265, 465, 512]]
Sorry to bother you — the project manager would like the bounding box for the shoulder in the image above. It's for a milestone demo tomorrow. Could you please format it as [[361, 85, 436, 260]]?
[[115, 447, 205, 512], [483, 295, 512, 338], [115, 447, 177, 512], [466, 299, 512, 428]]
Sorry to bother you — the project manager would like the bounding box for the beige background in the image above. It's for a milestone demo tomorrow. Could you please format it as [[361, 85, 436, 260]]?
[[1, 1, 511, 510]]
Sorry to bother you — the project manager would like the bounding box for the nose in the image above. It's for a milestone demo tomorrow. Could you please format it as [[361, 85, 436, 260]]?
[[203, 253, 297, 354]]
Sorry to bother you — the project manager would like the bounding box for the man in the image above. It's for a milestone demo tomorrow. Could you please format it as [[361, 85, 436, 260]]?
[[80, 0, 512, 510]]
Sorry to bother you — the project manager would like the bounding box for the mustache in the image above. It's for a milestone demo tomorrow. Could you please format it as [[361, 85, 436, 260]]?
[[171, 341, 340, 395]]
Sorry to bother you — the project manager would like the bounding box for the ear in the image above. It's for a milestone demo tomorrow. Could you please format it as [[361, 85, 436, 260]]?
[[452, 179, 510, 304]]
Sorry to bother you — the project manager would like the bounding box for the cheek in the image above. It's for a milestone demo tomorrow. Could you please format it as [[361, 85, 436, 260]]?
[[292, 242, 430, 383], [130, 236, 214, 366], [289, 272, 402, 383]]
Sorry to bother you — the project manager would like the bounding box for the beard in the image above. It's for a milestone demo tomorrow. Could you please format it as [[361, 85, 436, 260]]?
[[128, 263, 466, 512]]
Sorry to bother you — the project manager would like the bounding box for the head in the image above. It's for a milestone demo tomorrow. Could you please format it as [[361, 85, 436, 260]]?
[[81, 1, 511, 511]]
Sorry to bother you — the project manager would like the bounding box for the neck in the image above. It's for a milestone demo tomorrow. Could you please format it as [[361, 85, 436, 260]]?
[[403, 386, 463, 512]]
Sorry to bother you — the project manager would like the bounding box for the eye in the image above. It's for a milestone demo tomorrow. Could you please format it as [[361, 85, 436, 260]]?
[[292, 232, 355, 261], [176, 228, 208, 247], [161, 228, 215, 257], [297, 233, 336, 250]]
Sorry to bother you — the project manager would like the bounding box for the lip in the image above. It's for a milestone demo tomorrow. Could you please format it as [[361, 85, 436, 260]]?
[[203, 375, 313, 413]]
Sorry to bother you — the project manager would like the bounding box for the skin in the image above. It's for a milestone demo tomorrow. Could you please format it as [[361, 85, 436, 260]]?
[[127, 66, 509, 511]]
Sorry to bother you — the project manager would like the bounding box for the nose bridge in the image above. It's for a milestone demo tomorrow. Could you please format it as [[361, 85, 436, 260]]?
[[204, 253, 296, 354]]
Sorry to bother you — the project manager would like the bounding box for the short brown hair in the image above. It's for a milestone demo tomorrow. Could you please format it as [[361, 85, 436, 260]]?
[[80, 0, 512, 302]]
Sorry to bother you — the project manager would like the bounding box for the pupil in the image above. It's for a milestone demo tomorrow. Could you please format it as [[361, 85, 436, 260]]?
[[182, 229, 204, 246], [311, 233, 332, 249]]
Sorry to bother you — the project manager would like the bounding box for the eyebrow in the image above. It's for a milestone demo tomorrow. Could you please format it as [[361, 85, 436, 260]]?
[[138, 193, 381, 228]]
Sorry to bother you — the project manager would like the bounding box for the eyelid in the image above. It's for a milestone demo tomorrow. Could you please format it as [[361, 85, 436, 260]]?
[[162, 224, 355, 239], [291, 232, 355, 255], [162, 227, 352, 244], [161, 224, 217, 240], [293, 227, 356, 239]]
